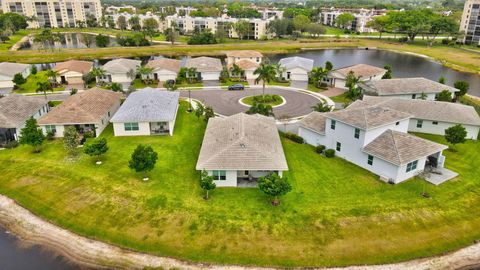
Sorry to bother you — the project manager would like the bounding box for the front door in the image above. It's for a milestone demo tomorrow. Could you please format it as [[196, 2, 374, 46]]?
[[60, 76, 67, 84]]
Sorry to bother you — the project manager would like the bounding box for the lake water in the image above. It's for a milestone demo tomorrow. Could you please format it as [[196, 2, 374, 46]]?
[[0, 227, 91, 270], [269, 49, 480, 97], [20, 33, 118, 50]]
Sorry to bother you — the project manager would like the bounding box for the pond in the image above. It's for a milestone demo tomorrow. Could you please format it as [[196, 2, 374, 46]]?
[[268, 49, 480, 97], [0, 227, 91, 270], [19, 33, 118, 50]]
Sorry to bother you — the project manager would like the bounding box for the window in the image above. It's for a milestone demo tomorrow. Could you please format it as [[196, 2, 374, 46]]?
[[396, 121, 400, 126], [212, 170, 226, 180], [416, 120, 423, 128], [412, 94, 416, 99], [406, 160, 418, 172], [336, 142, 341, 151], [432, 121, 438, 125], [45, 125, 56, 133], [354, 128, 360, 139], [331, 120, 336, 130], [367, 155, 374, 165], [124, 122, 139, 131]]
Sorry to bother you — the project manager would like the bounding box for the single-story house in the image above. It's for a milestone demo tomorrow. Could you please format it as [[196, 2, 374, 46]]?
[[225, 50, 263, 66], [98, 58, 141, 88], [38, 88, 122, 138], [196, 113, 288, 187], [298, 103, 449, 184], [144, 58, 182, 82], [185, 57, 223, 81], [0, 94, 49, 145], [325, 64, 387, 89], [359, 96, 480, 139], [0, 62, 31, 93], [278, 56, 314, 81], [359, 77, 459, 101], [227, 59, 259, 80], [53, 60, 93, 87], [110, 88, 179, 136]]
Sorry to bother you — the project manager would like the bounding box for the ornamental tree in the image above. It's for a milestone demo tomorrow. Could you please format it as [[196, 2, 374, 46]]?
[[63, 126, 79, 156], [200, 170, 216, 200], [454, 80, 469, 97], [445, 124, 467, 151], [258, 173, 292, 206], [84, 138, 108, 163], [436, 90, 452, 102], [129, 145, 158, 180], [18, 117, 45, 153]]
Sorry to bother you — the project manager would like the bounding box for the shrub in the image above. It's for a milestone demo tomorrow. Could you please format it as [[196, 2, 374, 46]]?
[[325, 149, 335, 158], [315, 145, 326, 154], [110, 82, 123, 92], [398, 37, 408, 43], [441, 38, 449, 45], [31, 65, 38, 75], [83, 131, 95, 139], [4, 140, 19, 149], [70, 88, 78, 95], [46, 131, 55, 140], [285, 132, 304, 144]]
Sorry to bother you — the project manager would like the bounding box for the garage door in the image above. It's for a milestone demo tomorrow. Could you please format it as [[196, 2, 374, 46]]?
[[201, 72, 220, 81], [68, 76, 84, 84], [157, 74, 176, 82], [290, 73, 308, 81]]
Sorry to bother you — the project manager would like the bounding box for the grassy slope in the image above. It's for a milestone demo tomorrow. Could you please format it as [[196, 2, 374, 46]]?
[[0, 103, 480, 267]]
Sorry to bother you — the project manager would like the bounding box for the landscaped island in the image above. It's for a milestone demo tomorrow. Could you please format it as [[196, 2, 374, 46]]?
[[241, 94, 283, 106], [0, 102, 479, 267]]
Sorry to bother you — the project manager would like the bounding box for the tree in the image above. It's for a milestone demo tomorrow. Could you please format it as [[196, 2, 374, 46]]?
[[137, 65, 153, 82], [267, 18, 294, 38], [311, 102, 331, 112], [309, 67, 329, 87], [85, 13, 98, 27], [142, 18, 159, 41], [63, 126, 79, 156], [187, 29, 217, 45], [95, 34, 110, 47], [80, 33, 94, 48], [325, 61, 333, 71], [128, 144, 158, 180], [194, 102, 205, 119], [165, 21, 179, 45], [335, 13, 355, 30], [30, 65, 38, 75], [107, 16, 116, 29], [345, 71, 361, 89], [110, 82, 123, 92], [84, 137, 108, 164], [293, 14, 310, 32], [427, 16, 458, 46], [89, 67, 106, 83], [117, 15, 127, 30], [45, 69, 59, 85], [257, 173, 292, 206], [12, 73, 26, 86], [366, 15, 390, 39], [438, 76, 446, 84], [128, 16, 141, 31], [229, 64, 244, 78], [36, 81, 53, 100], [444, 124, 467, 151], [246, 102, 274, 117], [0, 13, 28, 33], [203, 106, 215, 123], [454, 81, 469, 97], [305, 23, 325, 37], [382, 65, 393, 79], [19, 117, 45, 153], [233, 20, 250, 40], [436, 90, 452, 102], [199, 170, 216, 200], [388, 9, 434, 42], [254, 64, 277, 97]]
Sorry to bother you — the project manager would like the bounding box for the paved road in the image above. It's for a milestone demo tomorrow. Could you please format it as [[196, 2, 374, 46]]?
[[180, 87, 321, 118]]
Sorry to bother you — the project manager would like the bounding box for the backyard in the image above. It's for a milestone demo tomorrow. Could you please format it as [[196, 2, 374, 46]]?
[[0, 103, 479, 267], [15, 70, 65, 93]]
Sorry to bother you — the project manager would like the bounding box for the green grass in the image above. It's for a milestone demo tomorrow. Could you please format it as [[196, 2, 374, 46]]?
[[220, 79, 249, 87], [132, 79, 157, 89], [330, 92, 351, 103], [307, 83, 327, 92], [324, 26, 346, 35], [1, 103, 480, 267], [241, 94, 283, 106], [15, 71, 65, 93], [176, 81, 204, 88], [267, 80, 291, 87], [0, 29, 30, 50]]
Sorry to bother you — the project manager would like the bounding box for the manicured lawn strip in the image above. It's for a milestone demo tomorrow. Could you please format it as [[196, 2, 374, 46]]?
[[176, 82, 204, 88], [15, 71, 65, 93], [307, 83, 326, 92], [0, 107, 480, 267], [241, 95, 283, 106], [132, 79, 157, 89], [220, 79, 249, 87], [267, 80, 291, 87], [330, 92, 351, 103]]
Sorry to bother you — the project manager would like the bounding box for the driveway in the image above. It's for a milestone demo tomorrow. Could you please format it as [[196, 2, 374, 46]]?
[[180, 87, 321, 119]]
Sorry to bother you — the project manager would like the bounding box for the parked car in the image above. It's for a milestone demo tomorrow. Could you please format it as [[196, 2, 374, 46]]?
[[228, 84, 245, 90]]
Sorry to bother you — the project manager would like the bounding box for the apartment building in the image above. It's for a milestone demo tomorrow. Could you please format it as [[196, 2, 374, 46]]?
[[460, 0, 480, 45], [1, 0, 102, 28], [320, 8, 386, 33], [109, 12, 166, 31], [257, 7, 283, 20]]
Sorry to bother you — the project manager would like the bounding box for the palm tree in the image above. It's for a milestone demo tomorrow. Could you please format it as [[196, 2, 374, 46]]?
[[127, 68, 137, 81], [45, 69, 59, 85], [136, 66, 153, 83], [36, 81, 53, 100], [311, 102, 332, 112], [229, 64, 243, 78], [89, 67, 106, 84], [254, 64, 277, 97], [274, 63, 286, 80], [310, 67, 329, 88], [186, 67, 198, 83]]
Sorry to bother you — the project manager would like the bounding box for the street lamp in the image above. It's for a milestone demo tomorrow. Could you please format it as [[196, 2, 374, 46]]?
[[187, 89, 193, 113]]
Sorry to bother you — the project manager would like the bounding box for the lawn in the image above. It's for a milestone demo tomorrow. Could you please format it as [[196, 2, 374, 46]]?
[[132, 79, 157, 89], [175, 81, 204, 88], [0, 103, 480, 267], [241, 94, 283, 106], [220, 78, 249, 87], [15, 71, 65, 93], [330, 92, 351, 103], [307, 83, 327, 92], [267, 80, 291, 87]]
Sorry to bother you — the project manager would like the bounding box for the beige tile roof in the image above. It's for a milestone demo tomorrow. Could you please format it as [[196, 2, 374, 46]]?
[[325, 104, 412, 130], [146, 58, 181, 73], [53, 60, 93, 74], [331, 64, 386, 79], [103, 58, 141, 74], [360, 77, 458, 96], [227, 59, 259, 71], [225, 50, 263, 58], [363, 130, 447, 166], [0, 95, 47, 128], [361, 96, 480, 126], [186, 57, 223, 72], [38, 88, 122, 125], [299, 112, 326, 134], [196, 113, 288, 171]]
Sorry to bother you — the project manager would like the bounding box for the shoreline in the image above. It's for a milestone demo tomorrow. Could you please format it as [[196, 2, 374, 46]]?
[[1, 194, 480, 270]]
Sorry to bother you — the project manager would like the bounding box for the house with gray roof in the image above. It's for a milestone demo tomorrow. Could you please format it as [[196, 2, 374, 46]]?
[[185, 57, 222, 81], [0, 94, 48, 145], [110, 88, 179, 136], [0, 62, 31, 93], [278, 56, 314, 81], [359, 77, 459, 101], [98, 58, 141, 89], [298, 100, 452, 184], [196, 113, 288, 187]]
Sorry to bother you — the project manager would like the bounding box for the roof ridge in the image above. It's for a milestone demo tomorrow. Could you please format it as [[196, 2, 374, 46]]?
[[389, 130, 402, 164]]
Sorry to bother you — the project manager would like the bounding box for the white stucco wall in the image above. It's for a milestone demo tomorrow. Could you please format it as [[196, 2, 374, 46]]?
[[282, 67, 308, 81], [408, 119, 479, 140], [209, 170, 237, 187], [113, 122, 151, 136], [14, 103, 49, 140]]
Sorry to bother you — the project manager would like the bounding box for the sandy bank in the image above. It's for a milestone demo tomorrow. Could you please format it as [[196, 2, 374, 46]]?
[[0, 194, 479, 270]]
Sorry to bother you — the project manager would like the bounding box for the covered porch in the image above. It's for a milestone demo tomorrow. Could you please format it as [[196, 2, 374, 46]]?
[[149, 122, 171, 135], [0, 128, 17, 146], [68, 124, 97, 137], [236, 170, 281, 188]]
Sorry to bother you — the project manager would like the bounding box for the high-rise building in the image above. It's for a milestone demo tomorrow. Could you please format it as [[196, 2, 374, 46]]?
[[460, 0, 480, 45], [1, 0, 102, 28]]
